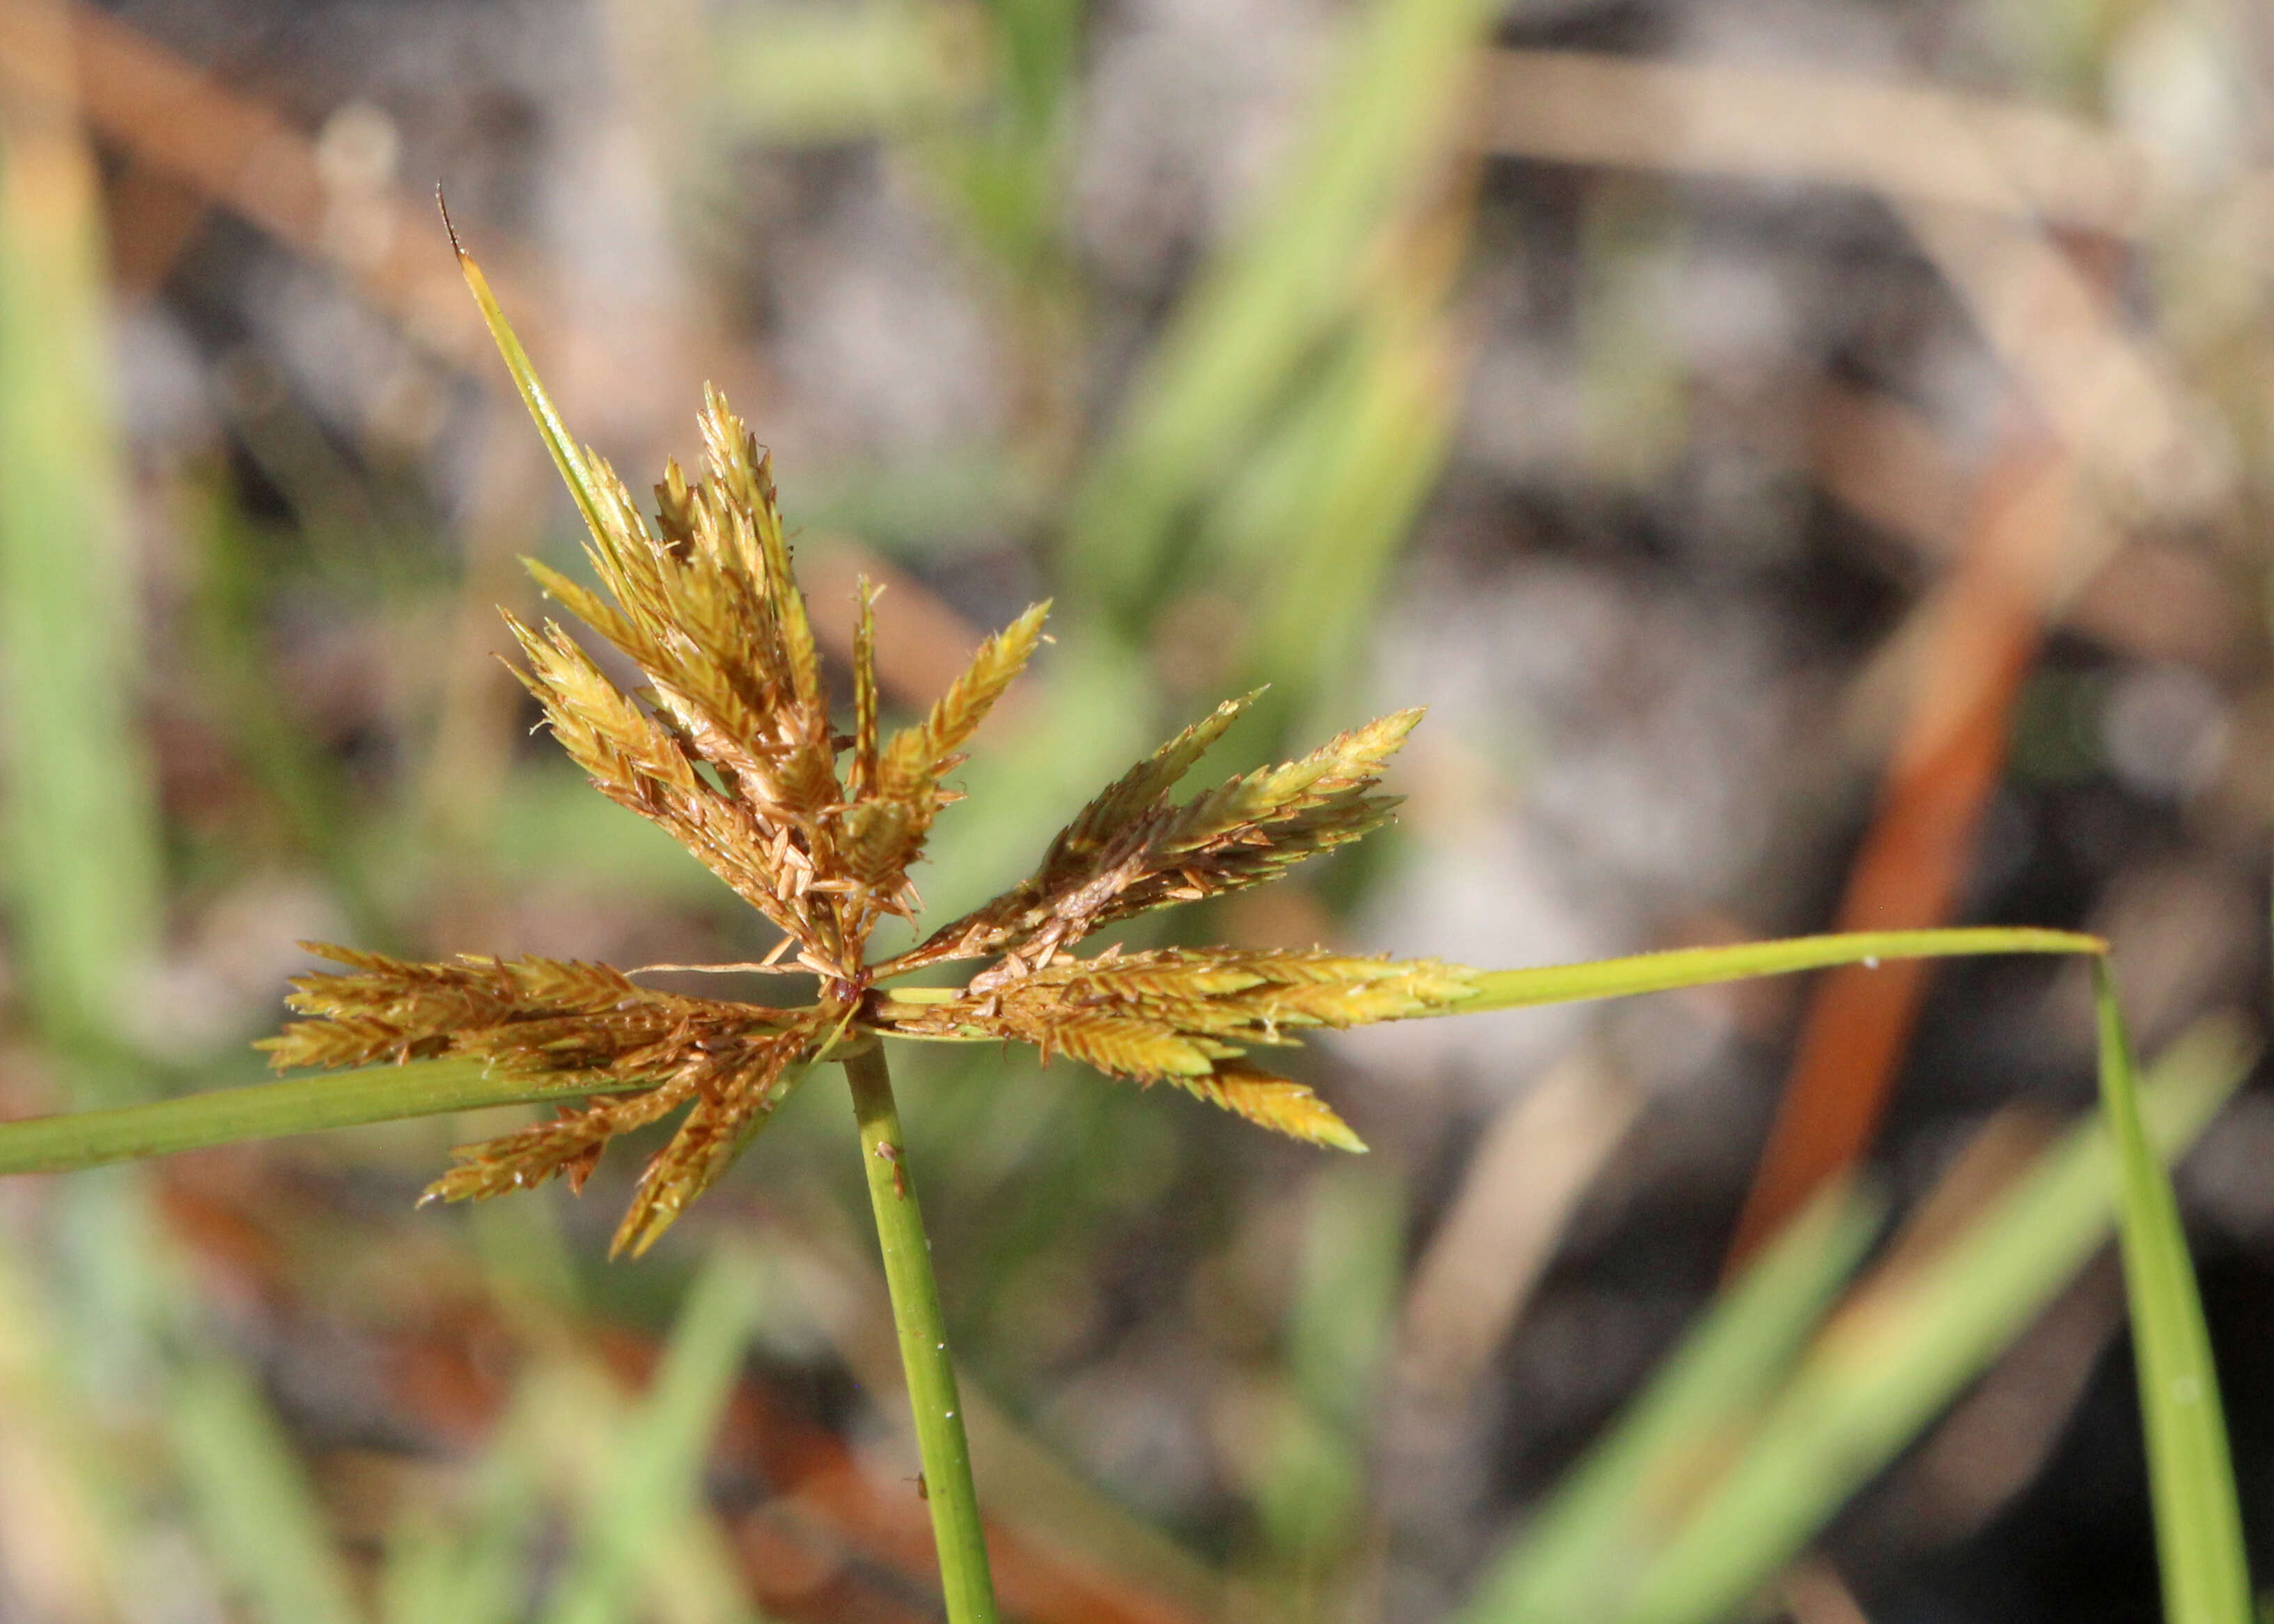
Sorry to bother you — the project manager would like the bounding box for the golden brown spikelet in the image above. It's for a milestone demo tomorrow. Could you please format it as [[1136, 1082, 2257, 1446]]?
[[501, 393, 862, 976], [263, 944, 798, 1086], [506, 604, 833, 966], [1029, 1012, 1233, 1079], [848, 577, 882, 801], [843, 602, 1051, 904], [260, 1014, 433, 1072], [608, 1012, 825, 1257], [423, 1080, 697, 1205], [881, 693, 1259, 973], [874, 947, 1472, 1147], [882, 704, 1422, 980], [416, 1007, 833, 1257], [1177, 1060, 1366, 1152]]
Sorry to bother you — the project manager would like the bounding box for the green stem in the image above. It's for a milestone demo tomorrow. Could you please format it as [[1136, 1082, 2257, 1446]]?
[[841, 1043, 998, 1624]]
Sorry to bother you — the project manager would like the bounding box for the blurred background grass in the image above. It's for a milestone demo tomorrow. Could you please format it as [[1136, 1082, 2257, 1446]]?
[[0, 0, 2271, 1619]]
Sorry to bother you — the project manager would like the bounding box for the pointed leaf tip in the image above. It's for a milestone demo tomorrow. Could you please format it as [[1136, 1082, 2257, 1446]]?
[[450, 228, 614, 550], [436, 184, 466, 260]]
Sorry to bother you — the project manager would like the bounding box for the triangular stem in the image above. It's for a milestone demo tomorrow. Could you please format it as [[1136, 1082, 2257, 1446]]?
[[842, 1043, 999, 1623]]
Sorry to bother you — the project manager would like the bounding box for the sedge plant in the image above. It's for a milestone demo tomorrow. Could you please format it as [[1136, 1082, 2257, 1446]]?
[[0, 225, 2248, 1624]]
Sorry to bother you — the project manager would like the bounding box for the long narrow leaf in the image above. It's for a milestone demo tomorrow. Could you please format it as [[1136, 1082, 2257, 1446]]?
[[1607, 1014, 2254, 1624], [1065, 0, 1499, 614], [380, 1371, 565, 1624], [1445, 928, 2103, 1015], [444, 217, 612, 545], [1239, 290, 1460, 709], [0, 10, 165, 1092], [170, 1357, 362, 1624], [1256, 1163, 1408, 1559], [0, 1062, 643, 1176], [0, 1230, 137, 1616], [2092, 964, 2252, 1624], [541, 1244, 770, 1624], [1457, 1182, 1884, 1624]]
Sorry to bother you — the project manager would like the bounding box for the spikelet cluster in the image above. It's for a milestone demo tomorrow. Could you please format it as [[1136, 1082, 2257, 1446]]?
[[502, 387, 1045, 982], [876, 948, 1477, 1150], [260, 246, 1476, 1254], [261, 946, 822, 1254], [877, 692, 1421, 985]]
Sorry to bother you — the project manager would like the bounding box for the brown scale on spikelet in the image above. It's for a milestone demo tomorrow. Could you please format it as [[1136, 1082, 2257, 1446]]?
[[259, 237, 1477, 1254]]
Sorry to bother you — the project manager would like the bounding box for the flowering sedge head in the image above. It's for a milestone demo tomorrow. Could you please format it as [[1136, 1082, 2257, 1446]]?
[[260, 238, 1474, 1257]]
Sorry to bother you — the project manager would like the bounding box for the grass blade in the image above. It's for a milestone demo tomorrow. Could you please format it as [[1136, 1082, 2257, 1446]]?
[[379, 1366, 574, 1624], [710, 4, 980, 146], [1447, 928, 2103, 1015], [0, 1229, 137, 1617], [1064, 0, 1497, 616], [382, 1507, 533, 1624], [0, 1, 166, 1091], [2092, 964, 2252, 1624], [0, 1061, 644, 1176], [1255, 1163, 1408, 1564], [1233, 288, 1460, 712], [1605, 1014, 2254, 1624], [541, 1244, 770, 1624], [880, 931, 2110, 1044], [1456, 1182, 1884, 1624], [170, 1355, 363, 1624]]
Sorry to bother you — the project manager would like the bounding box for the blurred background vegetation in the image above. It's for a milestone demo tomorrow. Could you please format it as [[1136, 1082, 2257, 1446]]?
[[0, 0, 2270, 1620]]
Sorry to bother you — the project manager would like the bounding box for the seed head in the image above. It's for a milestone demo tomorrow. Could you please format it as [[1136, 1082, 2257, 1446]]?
[[260, 239, 1474, 1255]]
